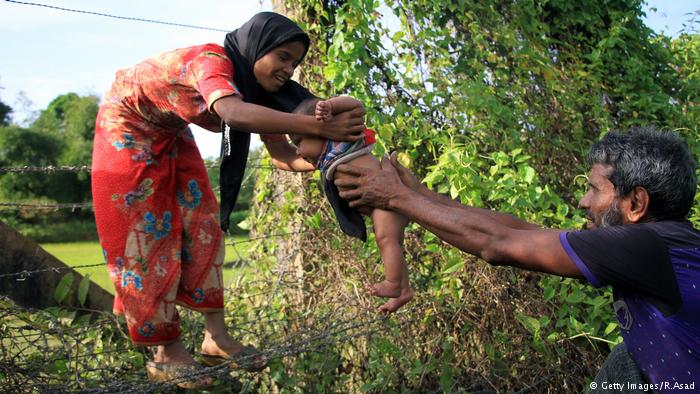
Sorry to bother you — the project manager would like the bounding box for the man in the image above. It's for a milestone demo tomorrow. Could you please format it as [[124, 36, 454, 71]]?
[[334, 128, 699, 392]]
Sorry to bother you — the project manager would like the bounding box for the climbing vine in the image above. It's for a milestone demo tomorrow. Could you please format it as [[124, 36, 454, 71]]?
[[242, 0, 700, 392]]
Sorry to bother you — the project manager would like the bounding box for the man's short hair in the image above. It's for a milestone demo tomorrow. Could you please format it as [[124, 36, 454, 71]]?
[[587, 127, 698, 220]]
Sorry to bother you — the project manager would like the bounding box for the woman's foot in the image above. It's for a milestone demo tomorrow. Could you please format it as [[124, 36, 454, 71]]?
[[154, 340, 199, 364], [378, 287, 414, 313], [146, 361, 213, 389], [368, 279, 403, 298], [201, 311, 267, 371], [150, 340, 213, 387], [200, 333, 247, 358], [202, 311, 249, 358], [200, 333, 267, 372]]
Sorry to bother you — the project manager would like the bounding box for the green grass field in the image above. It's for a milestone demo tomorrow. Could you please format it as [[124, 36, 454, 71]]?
[[41, 236, 251, 294]]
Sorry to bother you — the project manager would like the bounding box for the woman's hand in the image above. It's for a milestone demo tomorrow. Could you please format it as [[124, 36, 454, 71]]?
[[317, 106, 366, 142]]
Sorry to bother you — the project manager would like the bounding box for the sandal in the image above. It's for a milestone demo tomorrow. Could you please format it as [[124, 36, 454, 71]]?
[[200, 345, 268, 372], [145, 361, 213, 389]]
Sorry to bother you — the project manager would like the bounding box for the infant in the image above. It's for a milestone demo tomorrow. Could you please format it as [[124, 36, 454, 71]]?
[[290, 96, 413, 313]]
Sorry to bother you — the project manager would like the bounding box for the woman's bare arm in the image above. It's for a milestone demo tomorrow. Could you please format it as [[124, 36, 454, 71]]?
[[213, 95, 365, 142]]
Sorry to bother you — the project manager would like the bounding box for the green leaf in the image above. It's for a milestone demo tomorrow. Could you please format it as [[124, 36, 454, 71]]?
[[425, 243, 440, 253], [78, 274, 91, 307], [604, 322, 619, 335], [304, 212, 322, 229], [522, 166, 536, 184], [441, 260, 465, 275], [53, 272, 74, 304], [74, 313, 92, 326], [566, 290, 585, 304], [519, 315, 541, 334], [543, 286, 555, 300], [237, 219, 250, 230], [50, 359, 68, 374], [449, 184, 460, 199]]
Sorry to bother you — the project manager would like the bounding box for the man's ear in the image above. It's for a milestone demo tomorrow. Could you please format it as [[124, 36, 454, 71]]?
[[626, 186, 650, 223]]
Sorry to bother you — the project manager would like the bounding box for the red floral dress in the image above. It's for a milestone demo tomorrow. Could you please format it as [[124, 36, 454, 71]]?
[[92, 44, 250, 345]]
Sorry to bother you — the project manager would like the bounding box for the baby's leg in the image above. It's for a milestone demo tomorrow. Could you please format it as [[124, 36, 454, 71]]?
[[315, 100, 333, 121], [370, 209, 413, 313], [335, 153, 413, 312]]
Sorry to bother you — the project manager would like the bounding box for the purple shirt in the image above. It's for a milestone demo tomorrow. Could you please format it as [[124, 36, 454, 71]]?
[[560, 220, 700, 391]]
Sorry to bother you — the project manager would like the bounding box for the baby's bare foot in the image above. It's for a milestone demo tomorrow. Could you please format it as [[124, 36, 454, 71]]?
[[368, 280, 402, 298], [315, 101, 333, 121], [378, 288, 414, 313]]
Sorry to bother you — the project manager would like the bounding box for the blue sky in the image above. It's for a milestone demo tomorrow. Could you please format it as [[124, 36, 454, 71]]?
[[0, 0, 273, 158], [0, 0, 697, 159]]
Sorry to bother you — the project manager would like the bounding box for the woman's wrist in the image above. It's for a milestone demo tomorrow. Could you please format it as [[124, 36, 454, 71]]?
[[297, 114, 321, 137], [310, 116, 323, 137]]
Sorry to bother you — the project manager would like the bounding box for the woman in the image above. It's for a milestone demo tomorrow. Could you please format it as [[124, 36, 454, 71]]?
[[91, 12, 364, 387]]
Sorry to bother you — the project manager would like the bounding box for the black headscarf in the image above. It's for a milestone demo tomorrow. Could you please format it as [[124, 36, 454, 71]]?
[[219, 12, 315, 232]]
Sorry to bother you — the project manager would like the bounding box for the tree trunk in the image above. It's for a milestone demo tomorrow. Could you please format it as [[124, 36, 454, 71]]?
[[0, 219, 114, 312]]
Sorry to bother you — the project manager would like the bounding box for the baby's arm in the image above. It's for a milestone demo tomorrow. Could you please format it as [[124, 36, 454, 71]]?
[[315, 96, 364, 121]]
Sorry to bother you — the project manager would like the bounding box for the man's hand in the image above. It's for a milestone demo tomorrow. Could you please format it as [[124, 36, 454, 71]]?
[[334, 155, 408, 210]]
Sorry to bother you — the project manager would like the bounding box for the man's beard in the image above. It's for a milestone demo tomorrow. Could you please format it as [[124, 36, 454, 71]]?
[[599, 199, 624, 228]]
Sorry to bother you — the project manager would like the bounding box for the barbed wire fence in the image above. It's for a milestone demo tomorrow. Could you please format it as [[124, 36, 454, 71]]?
[[1, 245, 419, 394], [0, 162, 274, 210], [1, 288, 423, 393], [0, 2, 433, 392], [0, 159, 299, 272], [0, 160, 425, 392]]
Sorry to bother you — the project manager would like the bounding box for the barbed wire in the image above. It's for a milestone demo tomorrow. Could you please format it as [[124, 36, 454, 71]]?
[[3, 0, 230, 32], [0, 163, 278, 174], [0, 165, 93, 173], [0, 262, 106, 280], [0, 120, 420, 391], [0, 288, 425, 393], [226, 231, 302, 246], [1, 278, 311, 343], [0, 164, 415, 388], [0, 274, 309, 337], [0, 192, 291, 211], [0, 161, 282, 211], [0, 201, 93, 211], [0, 229, 304, 280]]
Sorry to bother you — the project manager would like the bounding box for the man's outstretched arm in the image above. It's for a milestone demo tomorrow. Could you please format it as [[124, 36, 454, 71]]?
[[383, 153, 540, 231], [334, 154, 582, 278]]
